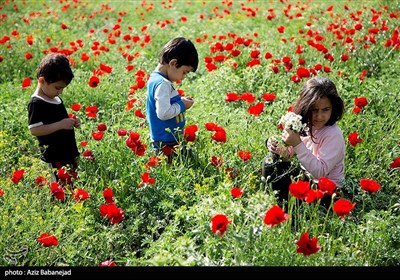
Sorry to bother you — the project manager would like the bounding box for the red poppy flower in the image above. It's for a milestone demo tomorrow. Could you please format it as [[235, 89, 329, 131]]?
[[264, 52, 273, 59], [97, 123, 107, 131], [248, 102, 264, 116], [134, 109, 145, 119], [246, 58, 260, 67], [224, 92, 240, 102], [11, 169, 24, 184], [35, 176, 47, 187], [354, 97, 368, 108], [291, 75, 301, 83], [323, 66, 331, 73], [296, 67, 310, 78], [99, 63, 113, 74], [80, 141, 88, 147], [210, 213, 231, 237], [317, 177, 337, 195], [145, 155, 160, 169], [250, 50, 260, 58], [72, 188, 90, 202], [37, 233, 58, 247], [271, 65, 279, 73], [100, 203, 125, 224], [230, 187, 243, 198], [80, 53, 90, 61], [304, 189, 325, 203], [103, 187, 114, 203], [289, 180, 310, 200], [348, 132, 362, 147], [99, 260, 116, 267], [360, 178, 381, 193], [60, 23, 68, 29], [50, 182, 65, 201], [25, 52, 33, 60], [211, 130, 227, 143], [333, 198, 356, 218], [92, 131, 104, 141], [26, 34, 33, 45], [211, 155, 223, 167], [82, 149, 95, 161], [263, 205, 289, 228], [340, 54, 349, 62], [57, 168, 78, 185], [353, 107, 361, 113], [0, 187, 5, 197], [238, 150, 252, 161], [184, 124, 198, 142], [390, 157, 400, 169], [206, 62, 218, 72], [85, 105, 99, 119], [138, 172, 156, 187], [88, 76, 100, 88], [159, 145, 173, 157], [71, 103, 81, 111], [262, 92, 276, 102], [125, 132, 147, 156], [359, 69, 367, 81], [22, 77, 31, 88], [296, 232, 320, 256], [240, 92, 256, 103], [113, 129, 126, 138]]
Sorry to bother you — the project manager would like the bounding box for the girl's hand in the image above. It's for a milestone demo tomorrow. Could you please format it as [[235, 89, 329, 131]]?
[[282, 128, 301, 147], [267, 137, 280, 155]]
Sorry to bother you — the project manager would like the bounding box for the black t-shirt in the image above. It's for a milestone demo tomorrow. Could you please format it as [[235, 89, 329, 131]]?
[[28, 96, 79, 163]]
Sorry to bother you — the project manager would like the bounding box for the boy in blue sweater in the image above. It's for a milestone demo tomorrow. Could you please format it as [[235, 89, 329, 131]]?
[[146, 37, 199, 158]]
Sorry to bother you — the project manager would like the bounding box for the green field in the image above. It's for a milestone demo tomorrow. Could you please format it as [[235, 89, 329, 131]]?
[[0, 0, 399, 267]]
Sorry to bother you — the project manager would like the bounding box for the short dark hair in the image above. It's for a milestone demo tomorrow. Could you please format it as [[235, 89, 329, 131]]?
[[158, 37, 199, 72], [36, 53, 74, 84]]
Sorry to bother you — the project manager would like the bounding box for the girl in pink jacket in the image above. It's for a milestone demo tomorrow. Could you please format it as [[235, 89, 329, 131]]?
[[262, 76, 345, 206]]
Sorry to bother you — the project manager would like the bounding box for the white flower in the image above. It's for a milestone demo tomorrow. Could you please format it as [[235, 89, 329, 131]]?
[[278, 111, 308, 133]]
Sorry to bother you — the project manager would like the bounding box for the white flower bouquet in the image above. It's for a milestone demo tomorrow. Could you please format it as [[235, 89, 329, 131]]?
[[278, 111, 308, 134], [264, 111, 308, 164]]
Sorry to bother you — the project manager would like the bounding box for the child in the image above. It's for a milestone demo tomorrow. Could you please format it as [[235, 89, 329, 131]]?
[[146, 37, 199, 159], [262, 76, 345, 205], [28, 53, 80, 183]]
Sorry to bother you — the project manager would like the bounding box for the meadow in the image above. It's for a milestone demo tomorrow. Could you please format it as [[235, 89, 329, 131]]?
[[0, 0, 399, 267]]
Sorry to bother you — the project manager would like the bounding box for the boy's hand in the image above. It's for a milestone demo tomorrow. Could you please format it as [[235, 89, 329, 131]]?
[[182, 96, 194, 109], [73, 117, 81, 128], [60, 118, 77, 130]]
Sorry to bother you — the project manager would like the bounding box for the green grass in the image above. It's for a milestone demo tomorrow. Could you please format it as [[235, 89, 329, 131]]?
[[0, 0, 399, 267]]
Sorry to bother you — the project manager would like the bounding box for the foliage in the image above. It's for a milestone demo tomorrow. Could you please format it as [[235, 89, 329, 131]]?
[[0, 0, 399, 267]]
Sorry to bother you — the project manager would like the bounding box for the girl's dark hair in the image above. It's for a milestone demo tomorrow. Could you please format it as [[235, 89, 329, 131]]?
[[36, 53, 74, 84], [294, 76, 344, 139], [159, 37, 199, 72]]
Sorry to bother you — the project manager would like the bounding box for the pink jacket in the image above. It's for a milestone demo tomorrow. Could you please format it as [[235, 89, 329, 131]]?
[[289, 124, 345, 187]]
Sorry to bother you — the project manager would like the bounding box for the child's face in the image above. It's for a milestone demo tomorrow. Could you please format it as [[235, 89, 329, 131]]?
[[39, 78, 68, 99], [311, 97, 332, 130], [168, 62, 194, 82]]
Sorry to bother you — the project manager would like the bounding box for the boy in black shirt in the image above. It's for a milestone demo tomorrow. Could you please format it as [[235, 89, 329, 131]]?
[[28, 53, 80, 184]]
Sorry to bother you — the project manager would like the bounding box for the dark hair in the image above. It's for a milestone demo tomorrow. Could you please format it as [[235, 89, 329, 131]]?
[[36, 53, 74, 84], [294, 76, 344, 139], [158, 37, 199, 72]]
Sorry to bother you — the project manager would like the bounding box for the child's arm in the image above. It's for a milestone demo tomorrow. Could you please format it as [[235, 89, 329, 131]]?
[[294, 132, 344, 179], [155, 83, 185, 120], [30, 117, 77, 137]]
